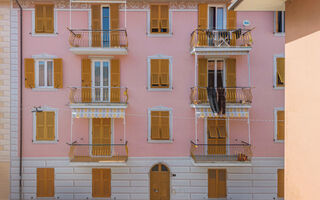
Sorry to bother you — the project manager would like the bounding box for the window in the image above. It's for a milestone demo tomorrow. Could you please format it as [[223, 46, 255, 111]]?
[[207, 118, 227, 155], [275, 56, 285, 88], [274, 11, 285, 34], [33, 110, 57, 142], [37, 168, 54, 197], [278, 169, 284, 198], [150, 59, 169, 89], [275, 108, 284, 142], [150, 5, 169, 34], [35, 4, 54, 34], [24, 58, 63, 89], [92, 168, 111, 198], [208, 169, 226, 198], [149, 108, 172, 141], [208, 6, 225, 29]]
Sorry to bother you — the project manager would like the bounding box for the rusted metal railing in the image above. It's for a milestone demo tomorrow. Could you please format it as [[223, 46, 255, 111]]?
[[190, 141, 251, 163], [68, 142, 128, 162], [69, 86, 128, 104], [190, 28, 253, 49], [190, 87, 252, 105], [68, 29, 128, 48]]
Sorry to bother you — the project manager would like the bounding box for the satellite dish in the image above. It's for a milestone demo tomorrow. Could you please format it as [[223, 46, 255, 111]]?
[[243, 20, 251, 27]]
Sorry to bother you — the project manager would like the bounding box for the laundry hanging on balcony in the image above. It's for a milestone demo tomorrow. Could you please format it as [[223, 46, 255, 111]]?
[[207, 88, 226, 115], [196, 107, 248, 118], [71, 108, 125, 118]]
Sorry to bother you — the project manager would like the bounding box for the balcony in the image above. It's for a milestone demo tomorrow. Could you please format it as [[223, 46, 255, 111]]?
[[190, 141, 251, 164], [68, 29, 128, 55], [190, 28, 253, 55], [69, 142, 128, 163]]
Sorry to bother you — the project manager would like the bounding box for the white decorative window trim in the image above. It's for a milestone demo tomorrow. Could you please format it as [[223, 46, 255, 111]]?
[[148, 106, 173, 143], [274, 107, 284, 143], [273, 54, 285, 89], [147, 54, 173, 91], [31, 8, 58, 37], [32, 53, 58, 59], [146, 7, 173, 37], [32, 107, 58, 144], [34, 59, 55, 89]]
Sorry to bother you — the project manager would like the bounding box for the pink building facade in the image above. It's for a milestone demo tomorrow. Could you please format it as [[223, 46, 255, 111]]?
[[10, 0, 284, 199]]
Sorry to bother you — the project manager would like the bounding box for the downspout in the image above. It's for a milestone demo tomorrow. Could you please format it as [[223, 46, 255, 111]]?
[[14, 0, 23, 199]]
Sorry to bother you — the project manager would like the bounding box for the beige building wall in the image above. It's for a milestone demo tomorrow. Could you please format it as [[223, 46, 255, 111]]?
[[286, 0, 320, 199], [0, 0, 10, 199]]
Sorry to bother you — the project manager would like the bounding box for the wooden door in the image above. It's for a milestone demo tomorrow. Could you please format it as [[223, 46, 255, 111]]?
[[207, 118, 227, 155], [150, 164, 170, 200], [92, 118, 111, 156]]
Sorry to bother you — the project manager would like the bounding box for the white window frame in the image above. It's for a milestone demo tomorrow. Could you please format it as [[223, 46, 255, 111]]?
[[147, 5, 173, 37], [274, 11, 285, 36], [32, 7, 58, 37], [35, 59, 54, 89], [207, 4, 227, 30], [207, 58, 226, 88], [274, 107, 284, 143], [91, 59, 111, 102], [89, 118, 114, 157], [273, 54, 285, 89], [32, 107, 58, 143], [148, 106, 173, 143], [147, 54, 173, 91]]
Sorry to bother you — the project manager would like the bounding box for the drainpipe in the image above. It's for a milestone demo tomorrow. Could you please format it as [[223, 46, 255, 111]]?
[[14, 0, 23, 199]]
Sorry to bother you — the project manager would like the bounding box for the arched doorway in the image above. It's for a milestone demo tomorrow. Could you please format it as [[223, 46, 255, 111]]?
[[150, 163, 170, 200]]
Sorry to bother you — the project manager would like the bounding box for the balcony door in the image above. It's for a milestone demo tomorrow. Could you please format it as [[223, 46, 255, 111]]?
[[93, 61, 110, 102], [92, 118, 112, 156], [102, 6, 110, 47], [208, 60, 225, 89], [207, 117, 227, 155], [208, 6, 224, 30]]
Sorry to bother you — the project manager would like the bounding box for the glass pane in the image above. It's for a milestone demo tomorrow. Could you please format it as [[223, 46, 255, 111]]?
[[102, 7, 110, 47], [103, 62, 109, 86], [151, 165, 159, 171], [94, 62, 101, 101], [216, 8, 224, 29], [209, 7, 216, 29], [38, 61, 45, 87], [47, 61, 53, 86], [161, 165, 168, 171]]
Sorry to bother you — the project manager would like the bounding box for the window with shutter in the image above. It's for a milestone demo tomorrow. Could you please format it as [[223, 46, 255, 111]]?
[[208, 169, 227, 198], [276, 57, 285, 87], [35, 4, 54, 34], [150, 59, 170, 89], [277, 110, 285, 141], [198, 58, 208, 103], [81, 59, 92, 103], [25, 58, 35, 88], [36, 111, 56, 141], [37, 168, 54, 197], [92, 168, 111, 198], [207, 118, 227, 155], [150, 110, 170, 140], [278, 169, 284, 198], [53, 59, 63, 88], [150, 5, 169, 34]]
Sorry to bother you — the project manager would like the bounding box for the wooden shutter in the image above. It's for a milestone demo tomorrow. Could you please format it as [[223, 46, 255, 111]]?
[[160, 5, 169, 33], [198, 58, 208, 103], [44, 5, 54, 33], [150, 5, 169, 33], [198, 4, 208, 29], [151, 111, 161, 140], [36, 112, 45, 140], [37, 168, 54, 197], [45, 112, 55, 140], [227, 4, 237, 29], [110, 4, 120, 47], [277, 110, 285, 140], [92, 5, 101, 47], [226, 58, 236, 103], [150, 5, 160, 33], [208, 169, 226, 198], [208, 118, 226, 155], [277, 57, 285, 87], [278, 169, 284, 198], [81, 59, 92, 103], [92, 119, 111, 156], [151, 59, 160, 88], [35, 5, 54, 33], [35, 5, 44, 33], [36, 112, 55, 141], [160, 111, 170, 140], [25, 58, 35, 88], [92, 168, 111, 198], [53, 58, 63, 88], [160, 59, 169, 88], [111, 59, 121, 102]]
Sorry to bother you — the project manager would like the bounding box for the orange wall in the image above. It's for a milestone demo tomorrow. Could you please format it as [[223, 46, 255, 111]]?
[[286, 0, 320, 199]]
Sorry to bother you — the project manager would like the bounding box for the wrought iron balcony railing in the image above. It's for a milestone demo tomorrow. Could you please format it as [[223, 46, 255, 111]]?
[[69, 86, 128, 104], [68, 29, 128, 48], [190, 141, 252, 163], [68, 142, 128, 162], [190, 87, 252, 105], [190, 28, 253, 49]]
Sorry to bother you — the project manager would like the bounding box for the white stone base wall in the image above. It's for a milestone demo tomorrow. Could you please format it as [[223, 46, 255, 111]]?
[[10, 157, 284, 200]]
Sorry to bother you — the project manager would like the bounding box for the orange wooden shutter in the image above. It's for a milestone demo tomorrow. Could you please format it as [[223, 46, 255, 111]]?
[[81, 59, 92, 103], [278, 169, 284, 198], [103, 169, 111, 197], [151, 59, 160, 88], [150, 5, 160, 33], [277, 57, 285, 87], [277, 110, 285, 140], [91, 5, 101, 47], [227, 4, 237, 29], [218, 169, 227, 198], [208, 169, 217, 198], [111, 59, 120, 102], [160, 111, 170, 140], [110, 4, 120, 47], [35, 5, 44, 33], [198, 58, 208, 103], [92, 169, 111, 198], [36, 112, 45, 140], [208, 169, 226, 198], [160, 59, 169, 88], [53, 58, 63, 88], [102, 118, 112, 156], [151, 111, 161, 140], [45, 112, 55, 140], [160, 5, 169, 33], [92, 169, 101, 197], [37, 168, 54, 197], [226, 59, 236, 102], [198, 4, 208, 29], [25, 58, 35, 88], [44, 5, 54, 33]]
